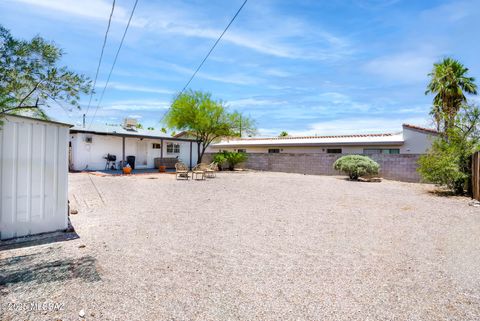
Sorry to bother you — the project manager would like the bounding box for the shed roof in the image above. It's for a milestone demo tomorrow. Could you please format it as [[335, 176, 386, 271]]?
[[3, 114, 73, 127]]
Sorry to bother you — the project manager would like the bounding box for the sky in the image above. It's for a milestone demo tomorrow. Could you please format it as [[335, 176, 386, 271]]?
[[1, 0, 479, 136]]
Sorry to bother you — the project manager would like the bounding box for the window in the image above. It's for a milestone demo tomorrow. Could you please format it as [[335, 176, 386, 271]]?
[[152, 143, 161, 149], [327, 148, 342, 154], [167, 143, 180, 153], [237, 149, 246, 153], [364, 148, 400, 154], [268, 148, 280, 153]]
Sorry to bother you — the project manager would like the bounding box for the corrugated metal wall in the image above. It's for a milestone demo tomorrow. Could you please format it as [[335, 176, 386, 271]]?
[[0, 115, 70, 240]]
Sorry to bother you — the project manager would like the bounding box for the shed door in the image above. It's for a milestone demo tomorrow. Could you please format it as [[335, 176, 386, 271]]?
[[0, 119, 68, 240], [136, 140, 148, 166]]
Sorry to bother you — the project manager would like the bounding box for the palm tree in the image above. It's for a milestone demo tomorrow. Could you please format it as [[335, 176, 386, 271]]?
[[279, 131, 288, 137], [426, 58, 477, 132]]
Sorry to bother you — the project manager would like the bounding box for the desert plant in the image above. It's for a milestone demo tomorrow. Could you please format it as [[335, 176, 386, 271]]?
[[214, 151, 247, 170], [333, 155, 380, 180], [212, 152, 227, 170]]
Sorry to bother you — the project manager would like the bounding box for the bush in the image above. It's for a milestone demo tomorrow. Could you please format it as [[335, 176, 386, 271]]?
[[212, 153, 227, 170], [212, 151, 248, 170], [333, 155, 380, 180], [418, 104, 480, 195]]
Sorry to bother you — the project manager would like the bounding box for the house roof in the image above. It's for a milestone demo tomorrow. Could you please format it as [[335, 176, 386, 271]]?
[[213, 132, 405, 147], [70, 124, 197, 142], [402, 123, 440, 135]]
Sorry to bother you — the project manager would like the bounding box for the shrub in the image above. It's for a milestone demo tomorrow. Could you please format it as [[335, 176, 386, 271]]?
[[212, 152, 227, 170], [212, 151, 248, 170], [417, 104, 480, 195], [224, 151, 248, 170], [333, 155, 380, 180]]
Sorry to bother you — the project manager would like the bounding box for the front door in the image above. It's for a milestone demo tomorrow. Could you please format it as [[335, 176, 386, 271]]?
[[136, 140, 148, 167]]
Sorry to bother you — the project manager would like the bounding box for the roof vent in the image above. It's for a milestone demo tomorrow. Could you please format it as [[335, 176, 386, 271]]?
[[123, 118, 138, 131]]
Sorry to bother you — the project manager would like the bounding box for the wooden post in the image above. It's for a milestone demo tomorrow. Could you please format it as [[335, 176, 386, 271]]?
[[473, 152, 479, 200], [189, 141, 193, 170], [160, 138, 163, 160], [122, 137, 125, 167]]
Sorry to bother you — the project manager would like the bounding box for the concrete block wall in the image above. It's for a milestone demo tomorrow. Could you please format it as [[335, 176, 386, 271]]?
[[203, 153, 422, 182]]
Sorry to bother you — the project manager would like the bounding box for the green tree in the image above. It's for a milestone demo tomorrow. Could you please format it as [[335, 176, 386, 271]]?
[[165, 90, 256, 162], [0, 25, 92, 121], [418, 103, 480, 194], [136, 123, 144, 129], [425, 58, 477, 132], [279, 131, 288, 137]]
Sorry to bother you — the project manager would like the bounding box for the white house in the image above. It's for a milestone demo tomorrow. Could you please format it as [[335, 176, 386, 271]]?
[[69, 118, 199, 171], [208, 124, 438, 155], [0, 114, 71, 240]]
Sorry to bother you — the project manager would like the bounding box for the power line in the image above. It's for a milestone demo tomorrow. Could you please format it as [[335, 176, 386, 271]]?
[[159, 0, 248, 125], [88, 0, 139, 129], [179, 0, 248, 94], [84, 0, 116, 118]]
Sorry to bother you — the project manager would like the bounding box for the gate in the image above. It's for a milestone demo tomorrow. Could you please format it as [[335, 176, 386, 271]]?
[[472, 152, 480, 201]]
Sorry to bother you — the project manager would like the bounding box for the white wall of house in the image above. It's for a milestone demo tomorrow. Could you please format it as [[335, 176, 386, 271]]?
[[207, 145, 404, 154], [1, 115, 70, 240], [206, 128, 435, 155], [401, 127, 436, 154], [70, 133, 198, 171]]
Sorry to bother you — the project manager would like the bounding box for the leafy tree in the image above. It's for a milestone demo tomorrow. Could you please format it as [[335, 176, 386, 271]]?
[[426, 58, 477, 132], [418, 103, 480, 194], [135, 123, 143, 129], [147, 126, 155, 130], [165, 90, 256, 162], [0, 25, 91, 122], [333, 155, 380, 180], [279, 131, 288, 137]]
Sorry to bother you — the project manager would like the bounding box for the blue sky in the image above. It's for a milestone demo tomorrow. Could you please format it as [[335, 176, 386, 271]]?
[[1, 0, 479, 135]]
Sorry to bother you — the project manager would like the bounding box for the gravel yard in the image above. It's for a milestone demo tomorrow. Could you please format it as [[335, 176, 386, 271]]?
[[1, 171, 480, 320]]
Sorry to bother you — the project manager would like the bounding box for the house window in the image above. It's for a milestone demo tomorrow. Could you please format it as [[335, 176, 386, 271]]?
[[152, 143, 161, 149], [327, 148, 342, 154], [167, 143, 180, 153], [364, 148, 400, 154], [268, 148, 280, 153], [237, 149, 246, 153]]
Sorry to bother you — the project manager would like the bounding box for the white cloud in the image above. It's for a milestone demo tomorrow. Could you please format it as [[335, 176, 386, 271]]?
[[363, 50, 438, 83], [95, 82, 174, 95], [228, 98, 288, 108], [12, 0, 147, 27], [286, 116, 431, 136], [102, 99, 170, 111]]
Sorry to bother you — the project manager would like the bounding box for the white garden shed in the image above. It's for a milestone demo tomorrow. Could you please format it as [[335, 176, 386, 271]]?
[[0, 114, 71, 240]]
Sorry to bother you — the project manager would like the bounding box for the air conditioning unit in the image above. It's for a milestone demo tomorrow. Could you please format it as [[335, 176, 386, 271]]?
[[85, 136, 93, 143], [123, 118, 138, 129]]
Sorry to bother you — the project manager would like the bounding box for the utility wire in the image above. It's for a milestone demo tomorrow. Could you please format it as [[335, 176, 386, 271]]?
[[159, 0, 248, 125], [84, 0, 116, 117], [179, 0, 248, 94], [88, 0, 139, 130]]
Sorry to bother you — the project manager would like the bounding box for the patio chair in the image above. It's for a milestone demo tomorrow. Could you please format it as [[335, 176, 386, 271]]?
[[175, 162, 189, 180], [192, 164, 206, 180], [205, 162, 217, 178]]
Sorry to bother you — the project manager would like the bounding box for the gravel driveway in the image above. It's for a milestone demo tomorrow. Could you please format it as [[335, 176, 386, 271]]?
[[1, 171, 480, 320]]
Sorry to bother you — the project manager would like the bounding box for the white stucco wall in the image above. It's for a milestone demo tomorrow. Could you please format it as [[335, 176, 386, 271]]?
[[207, 145, 403, 154], [206, 128, 435, 155], [400, 127, 436, 154], [70, 133, 198, 171]]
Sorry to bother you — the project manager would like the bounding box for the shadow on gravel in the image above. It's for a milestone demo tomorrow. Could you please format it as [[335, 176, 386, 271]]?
[[0, 255, 101, 287]]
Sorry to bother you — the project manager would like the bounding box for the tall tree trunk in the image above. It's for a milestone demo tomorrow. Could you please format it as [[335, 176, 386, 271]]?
[[197, 141, 202, 163]]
